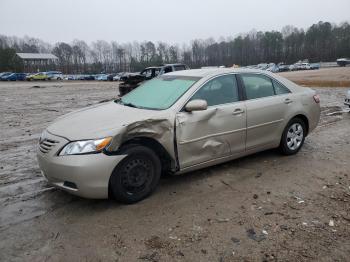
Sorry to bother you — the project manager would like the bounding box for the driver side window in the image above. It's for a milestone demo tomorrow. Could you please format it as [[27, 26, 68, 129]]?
[[190, 75, 239, 107]]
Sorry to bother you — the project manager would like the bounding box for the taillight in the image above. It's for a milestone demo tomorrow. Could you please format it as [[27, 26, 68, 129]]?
[[313, 94, 320, 103]]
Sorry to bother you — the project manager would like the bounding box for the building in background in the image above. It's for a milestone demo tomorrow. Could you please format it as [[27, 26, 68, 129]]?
[[16, 53, 58, 72]]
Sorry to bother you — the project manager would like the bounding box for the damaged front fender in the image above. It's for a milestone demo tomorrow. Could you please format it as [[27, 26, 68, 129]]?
[[106, 117, 177, 165]]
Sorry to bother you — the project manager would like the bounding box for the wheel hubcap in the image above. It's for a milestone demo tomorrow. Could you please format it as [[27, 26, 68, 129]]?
[[286, 123, 303, 151]]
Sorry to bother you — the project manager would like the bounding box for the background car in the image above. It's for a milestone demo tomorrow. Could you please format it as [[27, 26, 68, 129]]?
[[345, 90, 350, 108], [0, 73, 27, 81], [257, 63, 269, 70], [119, 64, 190, 95], [337, 58, 350, 67], [278, 64, 290, 72], [310, 63, 320, 70], [46, 71, 63, 80], [64, 75, 77, 80], [95, 74, 108, 81], [0, 72, 11, 78], [84, 75, 96, 80], [266, 64, 279, 73], [107, 74, 114, 81], [301, 63, 311, 70], [0, 72, 13, 80], [113, 72, 125, 81], [26, 72, 50, 81]]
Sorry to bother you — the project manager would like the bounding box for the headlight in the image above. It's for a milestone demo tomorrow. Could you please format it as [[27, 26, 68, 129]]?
[[59, 137, 112, 156], [39, 130, 48, 143]]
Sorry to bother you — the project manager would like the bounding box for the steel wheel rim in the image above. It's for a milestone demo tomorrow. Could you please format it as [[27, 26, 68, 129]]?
[[120, 157, 153, 195], [286, 123, 303, 151]]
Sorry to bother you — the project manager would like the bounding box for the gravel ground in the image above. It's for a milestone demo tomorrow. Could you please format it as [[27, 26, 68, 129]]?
[[0, 73, 350, 261]]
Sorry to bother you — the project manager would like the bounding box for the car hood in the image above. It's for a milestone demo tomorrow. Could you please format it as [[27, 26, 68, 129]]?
[[47, 101, 167, 141]]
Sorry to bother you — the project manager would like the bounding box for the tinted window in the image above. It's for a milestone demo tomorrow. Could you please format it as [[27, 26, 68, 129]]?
[[190, 75, 239, 106], [273, 80, 291, 95], [174, 65, 185, 71], [164, 66, 172, 73], [241, 74, 275, 100]]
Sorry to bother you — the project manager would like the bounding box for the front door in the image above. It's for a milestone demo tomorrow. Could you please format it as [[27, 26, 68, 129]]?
[[176, 74, 246, 168]]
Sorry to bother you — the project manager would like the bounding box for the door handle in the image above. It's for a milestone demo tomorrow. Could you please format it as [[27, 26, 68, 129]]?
[[233, 108, 245, 115], [284, 98, 293, 104]]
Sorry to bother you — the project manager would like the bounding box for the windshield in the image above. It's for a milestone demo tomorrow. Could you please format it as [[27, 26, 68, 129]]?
[[120, 75, 200, 110]]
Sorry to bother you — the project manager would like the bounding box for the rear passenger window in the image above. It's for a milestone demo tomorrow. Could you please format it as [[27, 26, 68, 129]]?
[[190, 75, 239, 106], [273, 80, 291, 95], [241, 74, 275, 100]]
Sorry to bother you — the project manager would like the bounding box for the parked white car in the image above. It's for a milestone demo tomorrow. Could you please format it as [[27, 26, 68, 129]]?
[[301, 63, 311, 70], [46, 71, 63, 80], [96, 74, 108, 81]]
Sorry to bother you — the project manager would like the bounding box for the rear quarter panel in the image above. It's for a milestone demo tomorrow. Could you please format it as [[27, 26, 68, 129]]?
[[285, 88, 320, 135]]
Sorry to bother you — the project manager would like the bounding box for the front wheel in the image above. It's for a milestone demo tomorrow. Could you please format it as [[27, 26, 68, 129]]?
[[279, 118, 306, 155], [109, 145, 161, 204]]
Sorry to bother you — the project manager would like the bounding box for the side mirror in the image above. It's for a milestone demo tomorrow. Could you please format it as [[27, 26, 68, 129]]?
[[185, 99, 208, 112]]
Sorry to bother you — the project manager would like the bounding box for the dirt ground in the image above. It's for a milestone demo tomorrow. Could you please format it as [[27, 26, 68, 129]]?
[[279, 67, 350, 87], [1, 68, 350, 262]]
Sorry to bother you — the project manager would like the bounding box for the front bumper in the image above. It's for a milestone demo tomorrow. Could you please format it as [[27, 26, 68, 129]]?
[[37, 132, 126, 199]]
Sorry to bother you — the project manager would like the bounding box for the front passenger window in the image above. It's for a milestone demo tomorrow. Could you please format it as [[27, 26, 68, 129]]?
[[241, 74, 275, 100], [190, 75, 239, 106]]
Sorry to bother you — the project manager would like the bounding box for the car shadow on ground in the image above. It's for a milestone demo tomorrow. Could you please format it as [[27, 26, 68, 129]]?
[[46, 148, 281, 208]]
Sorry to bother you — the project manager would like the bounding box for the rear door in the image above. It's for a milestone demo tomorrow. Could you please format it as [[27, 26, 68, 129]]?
[[176, 74, 246, 168], [239, 73, 292, 150]]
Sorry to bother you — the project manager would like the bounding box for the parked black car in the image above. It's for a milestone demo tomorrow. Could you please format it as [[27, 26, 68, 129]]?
[[119, 63, 189, 96], [84, 75, 96, 80], [337, 58, 350, 67]]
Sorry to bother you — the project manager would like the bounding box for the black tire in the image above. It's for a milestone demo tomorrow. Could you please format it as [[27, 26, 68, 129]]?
[[279, 117, 306, 155], [110, 144, 161, 204]]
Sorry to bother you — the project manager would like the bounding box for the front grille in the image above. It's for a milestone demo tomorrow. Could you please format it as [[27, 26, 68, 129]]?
[[39, 139, 59, 153]]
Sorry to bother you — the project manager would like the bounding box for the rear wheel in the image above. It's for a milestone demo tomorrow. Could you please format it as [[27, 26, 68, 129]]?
[[110, 145, 161, 204], [279, 118, 306, 155]]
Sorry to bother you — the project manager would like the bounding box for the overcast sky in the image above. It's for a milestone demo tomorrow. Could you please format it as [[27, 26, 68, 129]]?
[[0, 0, 349, 44]]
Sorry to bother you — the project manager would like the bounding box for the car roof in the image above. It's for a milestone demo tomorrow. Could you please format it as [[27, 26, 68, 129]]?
[[166, 68, 305, 93], [166, 68, 272, 78], [144, 67, 161, 70]]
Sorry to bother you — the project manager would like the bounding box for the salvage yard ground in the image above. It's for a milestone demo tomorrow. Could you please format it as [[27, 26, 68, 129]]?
[[280, 67, 350, 87], [0, 68, 350, 261]]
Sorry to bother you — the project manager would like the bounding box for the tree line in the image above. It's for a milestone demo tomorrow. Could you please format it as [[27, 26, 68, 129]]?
[[0, 21, 349, 73]]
